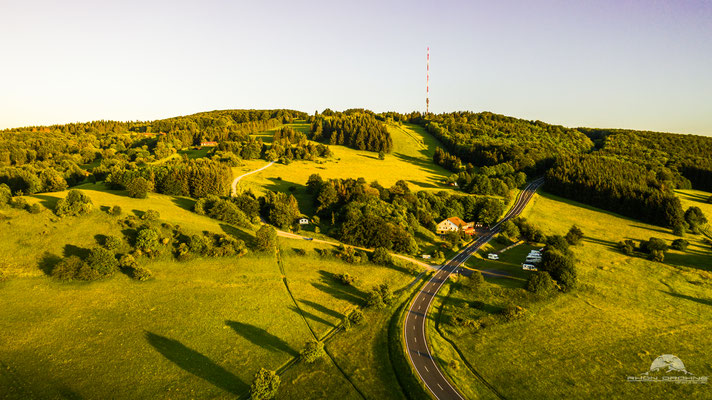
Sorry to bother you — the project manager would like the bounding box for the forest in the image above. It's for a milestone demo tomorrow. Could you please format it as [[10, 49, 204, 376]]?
[[545, 155, 684, 228], [310, 111, 393, 153], [0, 109, 306, 195]]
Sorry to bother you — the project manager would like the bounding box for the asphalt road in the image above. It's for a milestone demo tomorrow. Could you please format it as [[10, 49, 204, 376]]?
[[403, 179, 544, 400]]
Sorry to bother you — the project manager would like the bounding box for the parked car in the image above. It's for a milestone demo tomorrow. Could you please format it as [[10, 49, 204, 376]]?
[[487, 253, 499, 260], [522, 263, 538, 271]]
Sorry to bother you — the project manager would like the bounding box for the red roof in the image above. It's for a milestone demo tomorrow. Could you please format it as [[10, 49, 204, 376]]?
[[447, 217, 467, 227]]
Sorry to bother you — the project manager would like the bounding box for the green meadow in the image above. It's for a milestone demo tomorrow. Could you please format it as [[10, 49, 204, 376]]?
[[428, 190, 712, 399], [0, 186, 422, 399], [233, 122, 455, 209]]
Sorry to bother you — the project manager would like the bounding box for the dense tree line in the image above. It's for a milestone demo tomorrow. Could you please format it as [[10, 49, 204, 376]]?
[[311, 112, 392, 153], [106, 159, 232, 198], [416, 112, 593, 174], [546, 155, 684, 228], [433, 147, 462, 172], [0, 110, 305, 195], [450, 162, 527, 197], [582, 128, 712, 192]]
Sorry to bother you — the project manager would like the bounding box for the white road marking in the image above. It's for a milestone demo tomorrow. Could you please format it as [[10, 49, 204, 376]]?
[[414, 337, 417, 343], [438, 383, 444, 390], [424, 365, 429, 372]]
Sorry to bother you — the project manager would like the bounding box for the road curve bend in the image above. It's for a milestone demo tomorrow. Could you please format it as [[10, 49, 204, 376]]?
[[403, 179, 544, 400], [231, 161, 275, 196]]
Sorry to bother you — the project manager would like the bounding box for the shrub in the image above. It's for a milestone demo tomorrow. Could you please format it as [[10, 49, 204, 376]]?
[[54, 190, 93, 217], [86, 247, 119, 276], [366, 283, 392, 309], [500, 305, 526, 322], [371, 247, 392, 265], [545, 234, 570, 253], [142, 209, 160, 221], [349, 309, 364, 325], [649, 249, 665, 262], [10, 197, 29, 210], [110, 205, 122, 216], [250, 368, 280, 400], [29, 203, 42, 214], [526, 271, 557, 295], [126, 177, 153, 199], [132, 266, 154, 281], [336, 273, 355, 286], [51, 256, 100, 281], [0, 183, 11, 207], [617, 239, 635, 255], [671, 238, 689, 251], [462, 272, 484, 292], [254, 225, 277, 252], [300, 340, 326, 363], [672, 223, 685, 237], [104, 235, 123, 251], [341, 316, 351, 331], [640, 237, 668, 253], [539, 249, 577, 292], [188, 234, 211, 255], [119, 254, 138, 270], [135, 228, 160, 253], [565, 225, 584, 245]]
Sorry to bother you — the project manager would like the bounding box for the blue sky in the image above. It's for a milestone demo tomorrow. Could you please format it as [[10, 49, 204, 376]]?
[[1, 0, 711, 135]]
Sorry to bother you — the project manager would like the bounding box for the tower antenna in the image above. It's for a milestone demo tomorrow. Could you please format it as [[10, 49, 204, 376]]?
[[426, 46, 430, 114]]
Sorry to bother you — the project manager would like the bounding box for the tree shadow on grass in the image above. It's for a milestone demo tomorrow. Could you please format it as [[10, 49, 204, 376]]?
[[38, 252, 62, 275], [171, 196, 195, 212], [313, 270, 368, 305], [225, 320, 298, 357], [144, 332, 247, 395], [299, 299, 344, 320], [63, 244, 90, 259], [219, 223, 254, 245], [288, 305, 333, 328], [30, 194, 60, 210], [664, 291, 712, 307]]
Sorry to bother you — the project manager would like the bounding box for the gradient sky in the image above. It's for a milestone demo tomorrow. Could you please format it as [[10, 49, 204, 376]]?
[[1, 0, 711, 135]]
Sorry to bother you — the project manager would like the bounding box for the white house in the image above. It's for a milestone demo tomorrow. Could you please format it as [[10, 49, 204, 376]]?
[[436, 217, 471, 235], [298, 218, 309, 225]]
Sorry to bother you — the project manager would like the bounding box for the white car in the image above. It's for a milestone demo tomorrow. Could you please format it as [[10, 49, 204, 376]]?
[[522, 263, 538, 271], [487, 253, 499, 260]]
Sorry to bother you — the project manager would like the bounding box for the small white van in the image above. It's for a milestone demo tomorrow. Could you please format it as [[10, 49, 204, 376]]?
[[487, 253, 499, 260], [522, 263, 538, 271]]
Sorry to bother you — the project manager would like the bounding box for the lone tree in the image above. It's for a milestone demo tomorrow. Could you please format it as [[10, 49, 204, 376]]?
[[250, 368, 280, 400], [371, 247, 392, 265], [300, 340, 326, 363], [86, 246, 119, 276], [126, 176, 153, 199], [254, 225, 277, 252], [565, 225, 584, 245], [54, 189, 93, 217]]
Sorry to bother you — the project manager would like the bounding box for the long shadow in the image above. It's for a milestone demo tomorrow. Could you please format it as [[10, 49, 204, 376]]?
[[219, 223, 254, 245], [30, 194, 60, 210], [664, 291, 712, 307], [225, 320, 298, 357], [629, 225, 671, 235], [144, 332, 247, 395], [299, 299, 344, 320], [63, 244, 90, 259], [583, 236, 619, 249], [675, 191, 711, 204], [38, 252, 62, 275], [288, 305, 334, 328], [171, 196, 196, 212]]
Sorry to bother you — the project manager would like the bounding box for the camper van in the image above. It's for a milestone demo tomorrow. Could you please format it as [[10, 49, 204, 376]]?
[[487, 253, 499, 260], [522, 263, 538, 271]]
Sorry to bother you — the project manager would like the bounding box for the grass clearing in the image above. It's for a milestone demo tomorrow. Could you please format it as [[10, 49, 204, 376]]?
[[433, 190, 712, 399], [0, 184, 420, 399]]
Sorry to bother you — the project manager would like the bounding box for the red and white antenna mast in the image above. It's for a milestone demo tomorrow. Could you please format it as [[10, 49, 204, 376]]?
[[426, 46, 430, 114]]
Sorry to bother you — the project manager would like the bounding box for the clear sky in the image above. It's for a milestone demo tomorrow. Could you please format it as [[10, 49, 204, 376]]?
[[1, 0, 711, 135]]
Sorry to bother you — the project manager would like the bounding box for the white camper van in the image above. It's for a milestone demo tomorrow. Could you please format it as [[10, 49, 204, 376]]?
[[487, 253, 499, 260], [522, 263, 538, 271]]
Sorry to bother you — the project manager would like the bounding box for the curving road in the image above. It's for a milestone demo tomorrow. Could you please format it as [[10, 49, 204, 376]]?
[[231, 161, 275, 196], [404, 178, 544, 400]]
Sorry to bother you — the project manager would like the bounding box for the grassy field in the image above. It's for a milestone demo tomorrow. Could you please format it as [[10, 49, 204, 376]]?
[[430, 190, 712, 399], [0, 186, 421, 399], [233, 122, 455, 213]]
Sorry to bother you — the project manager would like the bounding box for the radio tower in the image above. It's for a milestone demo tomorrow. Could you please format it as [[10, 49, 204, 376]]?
[[426, 46, 430, 114]]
